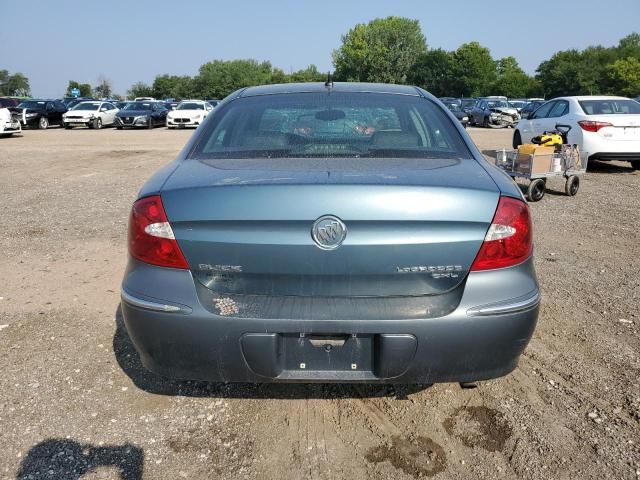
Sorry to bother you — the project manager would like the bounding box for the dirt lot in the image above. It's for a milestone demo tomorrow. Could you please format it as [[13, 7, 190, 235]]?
[[1, 126, 638, 480]]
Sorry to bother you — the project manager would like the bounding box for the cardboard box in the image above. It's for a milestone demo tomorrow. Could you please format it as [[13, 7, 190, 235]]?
[[531, 153, 554, 174], [516, 146, 555, 174]]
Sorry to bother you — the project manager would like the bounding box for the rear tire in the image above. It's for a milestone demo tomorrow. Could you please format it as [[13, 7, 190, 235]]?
[[527, 179, 546, 202], [513, 131, 522, 149], [565, 175, 580, 196], [38, 117, 49, 129]]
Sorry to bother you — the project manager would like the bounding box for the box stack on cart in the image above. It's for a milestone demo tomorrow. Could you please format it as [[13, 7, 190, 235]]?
[[496, 144, 587, 202]]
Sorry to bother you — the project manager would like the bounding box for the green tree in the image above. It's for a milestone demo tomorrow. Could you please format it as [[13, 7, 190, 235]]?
[[579, 46, 618, 95], [490, 57, 537, 98], [450, 42, 496, 97], [407, 49, 454, 96], [193, 59, 275, 98], [127, 81, 154, 99], [617, 33, 640, 60], [270, 68, 289, 85], [152, 74, 194, 99], [0, 70, 31, 96], [288, 65, 325, 83], [65, 80, 92, 97], [93, 76, 113, 99], [0, 70, 7, 94], [607, 57, 640, 97], [171, 77, 197, 99], [535, 34, 640, 97], [536, 50, 583, 98], [333, 16, 427, 83]]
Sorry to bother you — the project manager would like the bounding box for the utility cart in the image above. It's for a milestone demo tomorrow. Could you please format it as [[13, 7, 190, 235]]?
[[495, 125, 588, 202]]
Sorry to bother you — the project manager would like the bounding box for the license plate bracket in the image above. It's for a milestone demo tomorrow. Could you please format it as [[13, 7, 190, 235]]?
[[284, 334, 373, 372]]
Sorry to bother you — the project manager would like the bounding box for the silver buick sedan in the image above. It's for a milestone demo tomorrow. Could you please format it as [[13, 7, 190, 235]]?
[[121, 82, 539, 384]]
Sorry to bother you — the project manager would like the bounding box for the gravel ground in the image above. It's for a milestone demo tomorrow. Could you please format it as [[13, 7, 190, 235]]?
[[0, 126, 638, 480]]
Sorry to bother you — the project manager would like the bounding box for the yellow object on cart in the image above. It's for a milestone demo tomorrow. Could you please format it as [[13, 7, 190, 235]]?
[[517, 144, 555, 155], [531, 132, 564, 147]]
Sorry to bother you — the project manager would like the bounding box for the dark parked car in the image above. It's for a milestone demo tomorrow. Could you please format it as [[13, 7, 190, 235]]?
[[520, 100, 546, 119], [121, 82, 538, 384], [14, 99, 67, 129], [444, 103, 469, 128], [439, 97, 461, 106], [460, 98, 477, 114], [508, 99, 528, 113], [206, 99, 221, 108], [114, 101, 168, 129], [0, 97, 21, 108], [469, 98, 520, 128]]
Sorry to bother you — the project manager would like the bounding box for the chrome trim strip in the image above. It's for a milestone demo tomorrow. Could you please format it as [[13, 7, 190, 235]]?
[[467, 290, 540, 316], [121, 290, 190, 314]]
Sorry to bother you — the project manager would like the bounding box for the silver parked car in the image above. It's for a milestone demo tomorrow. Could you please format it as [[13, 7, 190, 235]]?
[[121, 82, 539, 384]]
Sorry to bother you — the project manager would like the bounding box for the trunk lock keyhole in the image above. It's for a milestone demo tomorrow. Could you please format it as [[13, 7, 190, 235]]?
[[324, 344, 332, 352]]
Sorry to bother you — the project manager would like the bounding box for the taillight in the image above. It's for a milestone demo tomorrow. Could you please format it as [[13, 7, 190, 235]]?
[[471, 196, 532, 271], [578, 120, 613, 133], [128, 195, 189, 269]]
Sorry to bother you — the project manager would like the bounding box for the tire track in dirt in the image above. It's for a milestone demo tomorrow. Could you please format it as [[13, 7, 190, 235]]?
[[352, 388, 448, 478], [252, 389, 368, 480]]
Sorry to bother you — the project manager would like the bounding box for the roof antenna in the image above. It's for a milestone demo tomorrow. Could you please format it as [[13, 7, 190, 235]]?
[[325, 72, 334, 89]]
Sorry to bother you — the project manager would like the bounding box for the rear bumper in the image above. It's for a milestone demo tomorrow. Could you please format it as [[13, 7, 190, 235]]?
[[582, 133, 640, 161], [121, 258, 539, 384]]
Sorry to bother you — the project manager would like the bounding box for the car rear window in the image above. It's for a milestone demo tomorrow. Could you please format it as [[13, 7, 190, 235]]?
[[579, 99, 640, 115], [190, 92, 471, 160]]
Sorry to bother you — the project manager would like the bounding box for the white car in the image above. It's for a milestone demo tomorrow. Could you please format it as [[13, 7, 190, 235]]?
[[0, 106, 21, 137], [166, 100, 213, 129], [514, 96, 640, 169], [62, 101, 119, 129]]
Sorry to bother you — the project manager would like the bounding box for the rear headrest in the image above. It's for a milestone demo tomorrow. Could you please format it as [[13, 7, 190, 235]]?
[[371, 131, 420, 148], [243, 132, 289, 148]]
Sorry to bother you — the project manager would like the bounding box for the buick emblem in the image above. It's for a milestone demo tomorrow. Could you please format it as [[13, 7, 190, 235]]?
[[311, 215, 347, 250]]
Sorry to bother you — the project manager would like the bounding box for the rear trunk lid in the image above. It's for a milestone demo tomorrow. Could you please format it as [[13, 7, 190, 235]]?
[[160, 157, 500, 298]]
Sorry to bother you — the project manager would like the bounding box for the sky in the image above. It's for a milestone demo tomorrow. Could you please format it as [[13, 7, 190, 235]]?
[[2, 0, 639, 98]]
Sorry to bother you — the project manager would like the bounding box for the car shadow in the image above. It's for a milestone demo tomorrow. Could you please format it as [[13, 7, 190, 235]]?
[[113, 305, 430, 400], [587, 159, 636, 174], [16, 439, 143, 480]]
